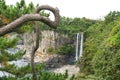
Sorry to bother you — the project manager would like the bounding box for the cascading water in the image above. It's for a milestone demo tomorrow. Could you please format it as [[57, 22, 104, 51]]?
[[75, 32, 83, 61], [79, 32, 83, 58], [75, 33, 79, 61]]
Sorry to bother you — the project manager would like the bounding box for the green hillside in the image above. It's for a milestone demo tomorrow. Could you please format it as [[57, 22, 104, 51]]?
[[77, 11, 120, 80]]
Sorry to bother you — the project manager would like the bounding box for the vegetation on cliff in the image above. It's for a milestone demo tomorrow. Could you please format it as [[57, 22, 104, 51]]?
[[77, 11, 120, 80]]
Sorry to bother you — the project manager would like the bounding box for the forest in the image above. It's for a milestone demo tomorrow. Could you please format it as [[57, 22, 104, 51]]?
[[0, 0, 120, 80]]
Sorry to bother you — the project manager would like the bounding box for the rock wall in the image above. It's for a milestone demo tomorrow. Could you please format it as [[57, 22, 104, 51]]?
[[38, 30, 70, 54], [22, 31, 36, 53], [22, 30, 70, 55]]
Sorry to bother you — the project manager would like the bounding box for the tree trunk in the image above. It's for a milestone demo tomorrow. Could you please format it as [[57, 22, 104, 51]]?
[[30, 21, 39, 80]]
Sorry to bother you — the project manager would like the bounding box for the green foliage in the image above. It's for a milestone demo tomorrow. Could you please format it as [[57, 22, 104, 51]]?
[[0, 76, 17, 80], [104, 11, 120, 24], [70, 74, 75, 80], [37, 71, 66, 80], [0, 63, 45, 78], [57, 17, 96, 35], [109, 23, 120, 36], [40, 16, 96, 38], [0, 1, 75, 80], [0, 0, 33, 76], [47, 44, 75, 55], [0, 37, 18, 50], [78, 11, 120, 80], [0, 50, 25, 62], [16, 25, 33, 33], [64, 69, 68, 78], [0, 71, 67, 80], [47, 47, 55, 54], [56, 44, 75, 55], [0, 36, 25, 63], [0, 0, 37, 33]]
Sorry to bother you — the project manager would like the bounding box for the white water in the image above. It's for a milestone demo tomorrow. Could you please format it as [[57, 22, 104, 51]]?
[[79, 32, 83, 58], [75, 33, 84, 61], [75, 33, 79, 61]]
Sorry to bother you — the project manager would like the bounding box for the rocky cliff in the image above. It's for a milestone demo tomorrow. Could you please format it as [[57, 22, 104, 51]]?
[[19, 30, 71, 61]]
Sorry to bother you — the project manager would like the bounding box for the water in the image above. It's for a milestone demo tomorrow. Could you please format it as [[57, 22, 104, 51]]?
[[75, 33, 79, 61], [75, 33, 84, 61]]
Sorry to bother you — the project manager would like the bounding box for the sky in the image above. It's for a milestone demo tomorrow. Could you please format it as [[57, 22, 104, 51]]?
[[5, 0, 120, 20]]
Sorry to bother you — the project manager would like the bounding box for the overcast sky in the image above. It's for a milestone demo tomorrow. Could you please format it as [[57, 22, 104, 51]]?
[[6, 0, 120, 20]]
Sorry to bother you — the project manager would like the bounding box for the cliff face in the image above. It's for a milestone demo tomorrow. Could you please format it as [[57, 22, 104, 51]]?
[[23, 31, 36, 53], [22, 30, 70, 55], [38, 30, 70, 54]]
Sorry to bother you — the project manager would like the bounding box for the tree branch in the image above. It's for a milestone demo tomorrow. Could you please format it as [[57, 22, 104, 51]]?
[[0, 5, 60, 36], [0, 5, 60, 80]]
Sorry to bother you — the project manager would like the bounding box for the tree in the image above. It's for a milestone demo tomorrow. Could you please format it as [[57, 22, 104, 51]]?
[[0, 5, 60, 36], [0, 4, 60, 80]]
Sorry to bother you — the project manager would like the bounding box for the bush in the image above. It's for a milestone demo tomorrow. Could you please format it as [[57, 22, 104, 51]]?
[[47, 47, 55, 54], [56, 44, 75, 55]]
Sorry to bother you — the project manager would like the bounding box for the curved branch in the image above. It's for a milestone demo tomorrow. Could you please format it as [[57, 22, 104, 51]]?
[[0, 5, 60, 36], [34, 5, 59, 24], [0, 5, 60, 80]]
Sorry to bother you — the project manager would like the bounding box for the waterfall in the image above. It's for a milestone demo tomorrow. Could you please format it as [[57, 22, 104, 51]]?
[[75, 33, 79, 61], [75, 32, 83, 61], [79, 32, 83, 57]]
